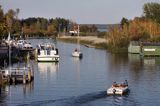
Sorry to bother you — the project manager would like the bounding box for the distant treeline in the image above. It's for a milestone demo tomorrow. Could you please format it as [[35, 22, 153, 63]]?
[[106, 2, 160, 51], [0, 5, 99, 38], [0, 5, 70, 37]]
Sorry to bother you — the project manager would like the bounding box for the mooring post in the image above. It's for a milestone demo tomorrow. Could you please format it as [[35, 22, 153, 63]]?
[[34, 49, 37, 61], [23, 71, 26, 84], [28, 67, 31, 82]]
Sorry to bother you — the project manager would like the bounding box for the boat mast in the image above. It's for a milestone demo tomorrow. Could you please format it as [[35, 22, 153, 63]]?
[[77, 24, 80, 51], [8, 32, 11, 75]]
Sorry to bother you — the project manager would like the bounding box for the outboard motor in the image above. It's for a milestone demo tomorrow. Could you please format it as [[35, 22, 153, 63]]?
[[55, 48, 58, 55]]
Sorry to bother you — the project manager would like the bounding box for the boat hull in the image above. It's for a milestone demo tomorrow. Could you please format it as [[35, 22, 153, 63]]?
[[72, 51, 83, 58], [107, 86, 129, 95], [37, 55, 59, 62]]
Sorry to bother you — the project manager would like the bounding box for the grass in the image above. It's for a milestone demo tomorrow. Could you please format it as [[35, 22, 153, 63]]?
[[57, 36, 107, 49]]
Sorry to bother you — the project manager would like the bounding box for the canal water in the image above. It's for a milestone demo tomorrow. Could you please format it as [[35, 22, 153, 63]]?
[[0, 38, 160, 106]]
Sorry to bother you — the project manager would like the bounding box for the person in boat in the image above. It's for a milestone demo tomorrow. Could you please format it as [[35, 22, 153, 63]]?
[[112, 82, 118, 87], [124, 80, 128, 86], [120, 80, 128, 87], [75, 48, 78, 52]]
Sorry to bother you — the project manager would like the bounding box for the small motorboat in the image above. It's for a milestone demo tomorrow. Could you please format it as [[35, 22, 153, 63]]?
[[107, 80, 129, 95]]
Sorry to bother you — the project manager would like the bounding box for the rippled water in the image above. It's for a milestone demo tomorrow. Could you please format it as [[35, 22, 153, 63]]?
[[0, 38, 160, 106]]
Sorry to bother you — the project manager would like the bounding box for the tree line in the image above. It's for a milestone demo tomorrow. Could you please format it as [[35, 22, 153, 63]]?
[[0, 5, 98, 38], [106, 2, 160, 51], [0, 5, 71, 37]]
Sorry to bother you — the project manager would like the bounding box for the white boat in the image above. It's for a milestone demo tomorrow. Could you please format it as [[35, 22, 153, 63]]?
[[72, 25, 83, 58], [72, 49, 83, 58], [37, 43, 59, 62], [107, 80, 129, 95], [17, 40, 33, 49]]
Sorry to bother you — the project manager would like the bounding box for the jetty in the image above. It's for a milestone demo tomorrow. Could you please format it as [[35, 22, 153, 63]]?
[[0, 66, 34, 85]]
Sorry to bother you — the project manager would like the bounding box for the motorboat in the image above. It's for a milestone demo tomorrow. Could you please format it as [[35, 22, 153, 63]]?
[[16, 40, 33, 49], [37, 43, 59, 62], [107, 80, 129, 95]]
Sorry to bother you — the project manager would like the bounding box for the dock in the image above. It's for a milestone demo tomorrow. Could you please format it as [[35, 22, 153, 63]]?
[[0, 67, 34, 85]]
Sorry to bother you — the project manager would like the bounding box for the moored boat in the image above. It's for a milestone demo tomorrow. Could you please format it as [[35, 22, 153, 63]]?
[[107, 80, 129, 95], [37, 43, 59, 62]]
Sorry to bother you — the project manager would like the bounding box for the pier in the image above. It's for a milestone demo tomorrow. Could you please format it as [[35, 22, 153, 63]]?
[[0, 67, 34, 85]]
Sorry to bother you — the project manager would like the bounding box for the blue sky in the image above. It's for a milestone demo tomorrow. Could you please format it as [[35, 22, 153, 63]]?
[[0, 0, 159, 24]]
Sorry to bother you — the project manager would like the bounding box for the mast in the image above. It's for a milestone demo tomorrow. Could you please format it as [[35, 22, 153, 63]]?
[[8, 32, 11, 75], [77, 24, 80, 51]]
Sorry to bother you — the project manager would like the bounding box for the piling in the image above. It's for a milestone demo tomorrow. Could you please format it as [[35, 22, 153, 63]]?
[[28, 67, 31, 82], [23, 72, 26, 84], [12, 77, 16, 84], [34, 49, 37, 61]]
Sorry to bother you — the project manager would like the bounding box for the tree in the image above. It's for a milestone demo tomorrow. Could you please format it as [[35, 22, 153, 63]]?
[[16, 8, 20, 20], [0, 5, 4, 22], [143, 2, 160, 23], [120, 17, 129, 28], [5, 9, 16, 32]]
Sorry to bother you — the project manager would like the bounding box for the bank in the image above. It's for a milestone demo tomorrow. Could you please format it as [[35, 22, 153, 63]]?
[[57, 36, 107, 49]]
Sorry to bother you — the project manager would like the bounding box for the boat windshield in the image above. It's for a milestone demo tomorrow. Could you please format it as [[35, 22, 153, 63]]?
[[39, 43, 55, 50]]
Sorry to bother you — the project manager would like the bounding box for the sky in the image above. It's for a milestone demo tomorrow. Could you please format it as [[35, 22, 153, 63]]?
[[0, 0, 159, 24]]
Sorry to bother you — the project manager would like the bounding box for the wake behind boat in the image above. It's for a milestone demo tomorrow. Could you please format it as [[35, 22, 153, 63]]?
[[107, 80, 129, 95], [37, 43, 59, 62]]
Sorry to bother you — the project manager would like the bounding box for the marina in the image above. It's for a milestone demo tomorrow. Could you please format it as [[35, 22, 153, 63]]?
[[0, 38, 160, 105], [0, 0, 160, 105]]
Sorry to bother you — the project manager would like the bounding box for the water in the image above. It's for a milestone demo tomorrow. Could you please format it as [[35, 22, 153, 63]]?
[[0, 38, 160, 106]]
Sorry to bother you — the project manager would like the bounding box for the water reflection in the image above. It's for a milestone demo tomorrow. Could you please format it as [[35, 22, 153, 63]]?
[[71, 58, 81, 81], [128, 53, 160, 66], [23, 82, 34, 96], [38, 62, 59, 73]]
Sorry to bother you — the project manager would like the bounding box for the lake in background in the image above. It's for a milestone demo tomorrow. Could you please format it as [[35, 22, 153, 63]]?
[[0, 38, 160, 106]]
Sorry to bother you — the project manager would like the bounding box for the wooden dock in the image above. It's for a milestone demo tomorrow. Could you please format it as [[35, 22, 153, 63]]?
[[0, 67, 34, 85]]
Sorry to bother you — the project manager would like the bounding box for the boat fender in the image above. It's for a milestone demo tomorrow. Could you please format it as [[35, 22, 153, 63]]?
[[113, 89, 116, 94], [55, 57, 58, 61]]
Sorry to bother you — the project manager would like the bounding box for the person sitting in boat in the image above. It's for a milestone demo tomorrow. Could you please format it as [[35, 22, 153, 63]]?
[[112, 82, 118, 87], [75, 48, 78, 52], [120, 80, 128, 87], [124, 80, 128, 86]]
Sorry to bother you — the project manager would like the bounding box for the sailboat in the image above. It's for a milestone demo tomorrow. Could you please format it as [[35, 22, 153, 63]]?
[[72, 25, 83, 58]]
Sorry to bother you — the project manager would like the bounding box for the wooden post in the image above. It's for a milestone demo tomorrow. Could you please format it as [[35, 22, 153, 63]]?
[[23, 71, 26, 84], [12, 77, 16, 84], [28, 67, 31, 82], [34, 49, 37, 61]]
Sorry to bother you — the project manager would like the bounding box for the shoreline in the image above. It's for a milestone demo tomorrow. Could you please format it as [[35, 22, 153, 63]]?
[[57, 36, 107, 49]]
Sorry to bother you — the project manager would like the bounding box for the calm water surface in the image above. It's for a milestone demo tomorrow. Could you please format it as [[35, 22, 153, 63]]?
[[0, 38, 160, 106]]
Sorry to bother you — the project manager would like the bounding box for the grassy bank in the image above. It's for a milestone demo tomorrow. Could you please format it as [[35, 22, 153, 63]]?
[[57, 36, 107, 49]]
